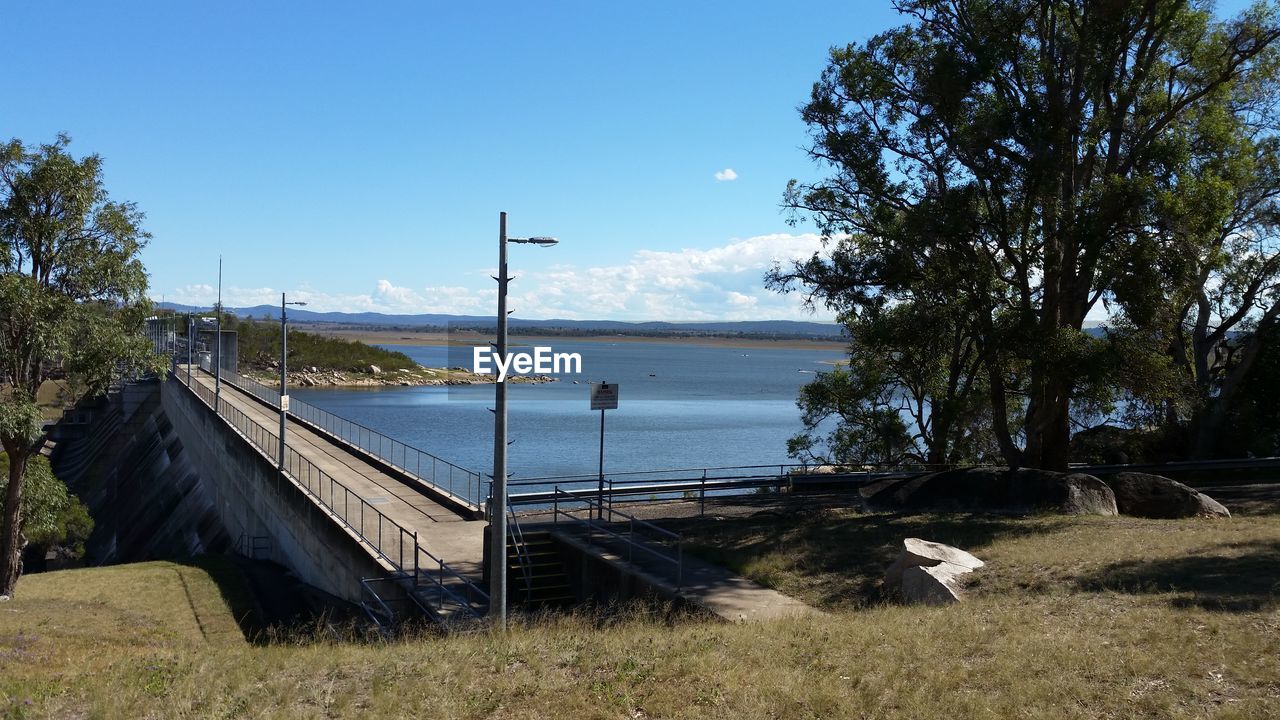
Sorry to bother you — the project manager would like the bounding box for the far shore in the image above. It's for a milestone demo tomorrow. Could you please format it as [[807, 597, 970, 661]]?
[[307, 327, 849, 351]]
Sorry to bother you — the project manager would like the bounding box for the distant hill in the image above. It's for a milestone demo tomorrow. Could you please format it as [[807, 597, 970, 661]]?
[[155, 303, 847, 339]]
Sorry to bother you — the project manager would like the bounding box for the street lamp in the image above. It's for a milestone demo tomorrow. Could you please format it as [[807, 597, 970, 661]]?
[[214, 257, 223, 406], [279, 293, 308, 469], [186, 312, 194, 385], [490, 211, 558, 630]]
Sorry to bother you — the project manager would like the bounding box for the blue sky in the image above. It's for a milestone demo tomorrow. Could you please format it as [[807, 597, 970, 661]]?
[[4, 1, 1255, 322]]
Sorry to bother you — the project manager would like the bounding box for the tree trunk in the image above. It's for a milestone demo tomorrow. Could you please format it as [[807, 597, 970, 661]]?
[[0, 449, 27, 597]]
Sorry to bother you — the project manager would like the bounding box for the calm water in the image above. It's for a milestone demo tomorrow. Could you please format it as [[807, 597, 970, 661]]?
[[290, 341, 845, 481]]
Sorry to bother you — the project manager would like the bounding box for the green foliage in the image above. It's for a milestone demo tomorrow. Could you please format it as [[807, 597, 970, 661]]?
[[772, 0, 1280, 469], [230, 318, 415, 372], [1215, 324, 1280, 457], [0, 454, 92, 556], [1, 133, 150, 591]]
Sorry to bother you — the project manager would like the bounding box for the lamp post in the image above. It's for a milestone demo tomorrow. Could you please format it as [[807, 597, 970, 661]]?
[[490, 211, 557, 630], [186, 312, 193, 385], [214, 257, 223, 407], [279, 293, 308, 469]]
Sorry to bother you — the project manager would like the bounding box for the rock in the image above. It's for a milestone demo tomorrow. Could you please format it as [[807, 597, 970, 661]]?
[[884, 537, 984, 588], [310, 366, 318, 373], [884, 538, 984, 605], [858, 474, 915, 507], [367, 365, 381, 374], [901, 564, 965, 605], [867, 467, 1118, 516], [1100, 472, 1231, 518]]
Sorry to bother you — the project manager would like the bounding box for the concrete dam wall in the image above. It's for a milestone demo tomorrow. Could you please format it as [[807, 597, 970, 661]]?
[[50, 377, 387, 604], [51, 379, 229, 563]]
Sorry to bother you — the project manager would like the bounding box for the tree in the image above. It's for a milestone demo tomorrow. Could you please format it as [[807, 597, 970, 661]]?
[[0, 135, 153, 597], [772, 0, 1280, 470], [0, 453, 93, 562], [784, 298, 994, 468], [1171, 133, 1280, 457]]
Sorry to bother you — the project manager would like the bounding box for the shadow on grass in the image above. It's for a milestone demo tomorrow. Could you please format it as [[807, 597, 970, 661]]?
[[1077, 540, 1280, 612], [190, 555, 369, 645], [668, 508, 1070, 609]]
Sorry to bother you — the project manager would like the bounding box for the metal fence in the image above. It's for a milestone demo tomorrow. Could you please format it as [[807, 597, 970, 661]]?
[[552, 488, 684, 588], [175, 368, 488, 623], [218, 369, 486, 509]]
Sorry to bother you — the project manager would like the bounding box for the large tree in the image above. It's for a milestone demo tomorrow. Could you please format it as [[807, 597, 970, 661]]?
[[0, 135, 153, 597], [772, 0, 1280, 470]]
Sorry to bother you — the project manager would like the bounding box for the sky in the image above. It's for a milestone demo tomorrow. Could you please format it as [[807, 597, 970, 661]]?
[[3, 1, 1257, 322]]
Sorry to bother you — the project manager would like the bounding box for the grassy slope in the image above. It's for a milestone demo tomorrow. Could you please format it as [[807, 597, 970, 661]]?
[[2, 512, 1279, 718]]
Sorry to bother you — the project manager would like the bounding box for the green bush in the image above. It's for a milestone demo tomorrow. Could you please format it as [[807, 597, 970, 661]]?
[[0, 453, 93, 557], [230, 318, 415, 372]]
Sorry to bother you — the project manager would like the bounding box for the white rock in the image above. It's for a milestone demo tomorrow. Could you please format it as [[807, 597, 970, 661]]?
[[885, 538, 984, 604], [884, 537, 984, 588]]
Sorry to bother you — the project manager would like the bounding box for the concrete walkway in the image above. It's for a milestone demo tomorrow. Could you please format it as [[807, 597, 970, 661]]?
[[186, 370, 486, 579], [553, 526, 821, 623]]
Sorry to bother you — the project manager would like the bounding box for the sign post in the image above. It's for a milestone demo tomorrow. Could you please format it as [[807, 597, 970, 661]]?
[[590, 382, 619, 520]]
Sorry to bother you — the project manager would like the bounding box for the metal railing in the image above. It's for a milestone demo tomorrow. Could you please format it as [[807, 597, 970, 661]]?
[[173, 366, 488, 625], [219, 369, 485, 509], [552, 488, 683, 588], [507, 505, 534, 603]]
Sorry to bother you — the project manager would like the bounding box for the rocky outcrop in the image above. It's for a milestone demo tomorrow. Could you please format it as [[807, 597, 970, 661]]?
[[884, 538, 984, 605], [1099, 472, 1231, 519], [861, 467, 1118, 516]]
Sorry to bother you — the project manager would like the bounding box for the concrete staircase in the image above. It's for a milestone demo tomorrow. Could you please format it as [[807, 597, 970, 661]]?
[[509, 530, 574, 609]]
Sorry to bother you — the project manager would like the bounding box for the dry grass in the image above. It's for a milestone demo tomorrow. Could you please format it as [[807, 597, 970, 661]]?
[[2, 508, 1279, 718]]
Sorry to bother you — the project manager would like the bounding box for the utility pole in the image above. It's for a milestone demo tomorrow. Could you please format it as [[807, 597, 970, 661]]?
[[278, 293, 306, 469], [186, 312, 193, 385], [488, 211, 558, 630], [490, 211, 510, 630], [214, 257, 222, 407]]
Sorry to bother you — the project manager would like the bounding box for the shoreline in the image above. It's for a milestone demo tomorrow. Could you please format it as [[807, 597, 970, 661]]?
[[243, 366, 555, 389], [307, 327, 849, 351]]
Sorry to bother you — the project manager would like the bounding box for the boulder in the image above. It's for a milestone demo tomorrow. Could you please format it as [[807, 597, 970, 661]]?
[[884, 538, 985, 605], [867, 467, 1117, 516], [1100, 472, 1231, 519], [901, 564, 965, 605], [884, 537, 984, 588], [367, 364, 382, 374]]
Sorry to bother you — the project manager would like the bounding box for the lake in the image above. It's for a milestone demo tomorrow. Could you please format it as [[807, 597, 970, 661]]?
[[290, 341, 846, 481]]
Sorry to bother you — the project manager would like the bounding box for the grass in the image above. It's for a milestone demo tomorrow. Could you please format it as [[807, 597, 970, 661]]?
[[2, 506, 1279, 718]]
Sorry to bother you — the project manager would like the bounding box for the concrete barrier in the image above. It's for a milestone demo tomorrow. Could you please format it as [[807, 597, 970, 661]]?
[[161, 376, 391, 603]]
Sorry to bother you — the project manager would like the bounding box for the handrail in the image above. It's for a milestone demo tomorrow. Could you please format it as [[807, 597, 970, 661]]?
[[507, 505, 534, 603], [551, 488, 683, 588], [170, 365, 488, 623], [219, 368, 485, 508]]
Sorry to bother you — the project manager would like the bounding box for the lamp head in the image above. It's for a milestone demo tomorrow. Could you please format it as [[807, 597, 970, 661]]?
[[510, 236, 559, 246]]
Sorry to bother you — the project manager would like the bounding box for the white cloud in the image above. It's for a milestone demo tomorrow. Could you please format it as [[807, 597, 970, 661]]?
[[157, 233, 838, 323], [714, 168, 738, 182]]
